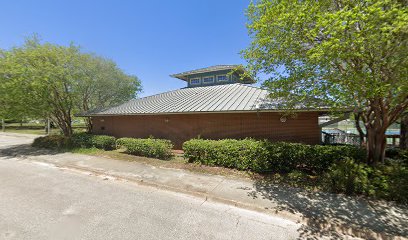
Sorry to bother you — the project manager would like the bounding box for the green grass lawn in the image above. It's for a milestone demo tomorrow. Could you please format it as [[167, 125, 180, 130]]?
[[2, 124, 86, 135], [3, 128, 51, 135]]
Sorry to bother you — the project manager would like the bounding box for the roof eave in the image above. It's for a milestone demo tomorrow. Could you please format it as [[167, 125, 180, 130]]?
[[77, 108, 337, 117], [170, 66, 239, 81], [169, 74, 188, 81]]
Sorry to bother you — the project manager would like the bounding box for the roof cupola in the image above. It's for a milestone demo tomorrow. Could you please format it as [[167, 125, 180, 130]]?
[[170, 65, 255, 88]]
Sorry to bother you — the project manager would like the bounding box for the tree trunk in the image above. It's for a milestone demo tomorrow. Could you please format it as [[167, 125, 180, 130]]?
[[366, 127, 387, 164], [354, 112, 365, 146], [401, 113, 408, 149], [85, 117, 92, 133], [52, 110, 73, 137], [62, 116, 73, 137], [59, 121, 73, 137]]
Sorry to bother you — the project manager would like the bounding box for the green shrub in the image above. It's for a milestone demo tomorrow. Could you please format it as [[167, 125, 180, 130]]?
[[71, 133, 116, 150], [183, 139, 270, 171], [71, 132, 93, 148], [91, 135, 116, 150], [387, 165, 408, 203], [323, 158, 371, 195], [385, 148, 400, 159], [263, 142, 308, 172], [183, 138, 407, 202], [116, 137, 173, 160], [182, 139, 365, 173], [285, 170, 312, 188], [305, 144, 366, 173], [385, 148, 408, 164], [33, 133, 116, 150], [323, 159, 408, 203], [377, 163, 408, 203], [366, 167, 390, 198], [32, 135, 73, 149], [401, 150, 408, 162]]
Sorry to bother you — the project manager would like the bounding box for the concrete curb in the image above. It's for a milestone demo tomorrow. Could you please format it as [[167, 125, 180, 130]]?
[[1, 131, 404, 240], [55, 162, 405, 240]]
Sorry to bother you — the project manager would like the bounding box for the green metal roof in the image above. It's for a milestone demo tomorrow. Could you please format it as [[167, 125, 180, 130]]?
[[79, 83, 329, 117]]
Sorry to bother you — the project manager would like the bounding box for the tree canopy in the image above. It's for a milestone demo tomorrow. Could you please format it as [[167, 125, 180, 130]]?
[[243, 0, 408, 164], [0, 37, 142, 135]]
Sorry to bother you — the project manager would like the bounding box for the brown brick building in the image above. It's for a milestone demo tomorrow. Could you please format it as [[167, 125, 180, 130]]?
[[82, 65, 326, 149]]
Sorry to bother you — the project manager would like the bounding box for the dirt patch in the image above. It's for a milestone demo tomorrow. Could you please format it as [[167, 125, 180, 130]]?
[[86, 149, 256, 180]]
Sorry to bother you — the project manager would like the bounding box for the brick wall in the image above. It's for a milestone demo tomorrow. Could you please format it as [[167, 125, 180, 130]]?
[[92, 112, 320, 149]]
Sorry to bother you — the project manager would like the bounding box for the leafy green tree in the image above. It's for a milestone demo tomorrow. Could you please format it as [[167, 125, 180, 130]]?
[[0, 37, 141, 136], [75, 54, 141, 131], [0, 42, 49, 122], [243, 0, 408, 164]]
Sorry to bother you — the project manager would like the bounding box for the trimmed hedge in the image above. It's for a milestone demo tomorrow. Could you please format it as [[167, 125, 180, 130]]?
[[70, 133, 116, 150], [71, 132, 93, 148], [33, 134, 173, 159], [90, 135, 116, 150], [182, 139, 365, 173], [33, 133, 116, 150], [32, 135, 73, 149], [182, 139, 269, 172], [116, 137, 173, 160]]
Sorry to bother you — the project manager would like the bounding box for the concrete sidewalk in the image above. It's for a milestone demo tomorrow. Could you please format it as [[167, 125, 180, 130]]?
[[1, 132, 407, 239]]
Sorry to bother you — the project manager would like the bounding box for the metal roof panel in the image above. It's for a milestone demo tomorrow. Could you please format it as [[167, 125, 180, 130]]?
[[80, 83, 305, 116]]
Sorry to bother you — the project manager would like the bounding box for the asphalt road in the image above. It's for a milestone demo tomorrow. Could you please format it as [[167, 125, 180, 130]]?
[[0, 134, 300, 240]]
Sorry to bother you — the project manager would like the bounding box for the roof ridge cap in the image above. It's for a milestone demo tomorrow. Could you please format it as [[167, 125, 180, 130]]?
[[133, 87, 188, 101], [234, 83, 265, 90]]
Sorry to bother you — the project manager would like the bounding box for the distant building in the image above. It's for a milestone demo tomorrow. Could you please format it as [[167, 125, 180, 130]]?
[[80, 65, 328, 148]]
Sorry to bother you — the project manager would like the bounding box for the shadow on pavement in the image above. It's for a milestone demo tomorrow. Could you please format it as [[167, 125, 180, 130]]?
[[0, 143, 63, 159], [1, 141, 407, 239], [248, 179, 408, 239]]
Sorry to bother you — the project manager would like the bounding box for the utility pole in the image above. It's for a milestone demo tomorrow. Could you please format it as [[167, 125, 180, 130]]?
[[47, 118, 51, 135], [1, 119, 4, 132]]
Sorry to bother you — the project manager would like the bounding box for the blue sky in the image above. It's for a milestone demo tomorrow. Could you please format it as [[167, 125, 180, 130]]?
[[0, 0, 253, 97]]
